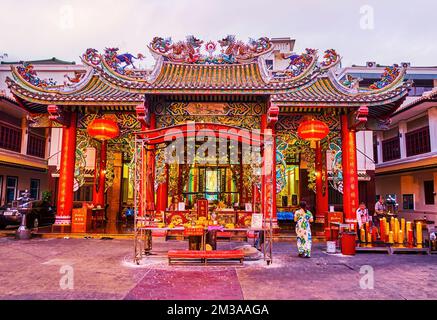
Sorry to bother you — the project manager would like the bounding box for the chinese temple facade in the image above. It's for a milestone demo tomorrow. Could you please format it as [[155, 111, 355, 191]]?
[[5, 36, 410, 230]]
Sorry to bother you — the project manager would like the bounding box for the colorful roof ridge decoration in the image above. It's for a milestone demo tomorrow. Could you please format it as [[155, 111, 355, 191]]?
[[149, 35, 273, 65], [16, 62, 58, 88], [369, 65, 402, 90], [272, 48, 340, 82], [4, 36, 411, 118]]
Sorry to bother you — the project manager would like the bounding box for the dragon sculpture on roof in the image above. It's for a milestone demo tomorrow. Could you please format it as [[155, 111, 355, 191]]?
[[369, 65, 401, 90], [16, 62, 57, 88], [149, 35, 203, 63], [103, 48, 145, 75], [148, 35, 273, 64]]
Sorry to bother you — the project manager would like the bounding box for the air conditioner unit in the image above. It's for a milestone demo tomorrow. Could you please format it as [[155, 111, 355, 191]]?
[[366, 61, 376, 68]]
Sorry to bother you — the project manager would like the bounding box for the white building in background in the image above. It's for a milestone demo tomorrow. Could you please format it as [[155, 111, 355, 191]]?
[[0, 58, 92, 205], [342, 64, 437, 219], [374, 87, 437, 220]]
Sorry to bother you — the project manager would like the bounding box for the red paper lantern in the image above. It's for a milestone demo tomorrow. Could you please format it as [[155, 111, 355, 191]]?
[[297, 119, 330, 143], [87, 118, 120, 141]]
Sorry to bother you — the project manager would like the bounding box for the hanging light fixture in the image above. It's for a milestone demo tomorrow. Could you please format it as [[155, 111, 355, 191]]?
[[297, 118, 330, 148], [87, 117, 120, 140]]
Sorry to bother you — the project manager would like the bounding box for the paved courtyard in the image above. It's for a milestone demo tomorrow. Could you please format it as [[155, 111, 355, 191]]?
[[0, 236, 436, 300]]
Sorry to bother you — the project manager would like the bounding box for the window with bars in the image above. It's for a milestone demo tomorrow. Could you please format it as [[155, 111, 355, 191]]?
[[0, 124, 21, 152], [30, 179, 40, 200], [382, 136, 401, 162], [405, 126, 431, 157], [27, 133, 46, 158]]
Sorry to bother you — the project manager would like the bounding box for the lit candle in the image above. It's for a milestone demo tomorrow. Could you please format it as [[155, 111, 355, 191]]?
[[406, 221, 412, 232], [365, 222, 370, 235], [385, 221, 390, 243], [416, 222, 423, 246], [388, 231, 394, 244], [380, 218, 386, 242], [367, 232, 372, 243], [372, 227, 378, 242], [360, 228, 366, 243], [390, 218, 395, 237], [394, 218, 399, 243], [407, 229, 413, 247], [398, 230, 403, 244], [401, 218, 406, 237]]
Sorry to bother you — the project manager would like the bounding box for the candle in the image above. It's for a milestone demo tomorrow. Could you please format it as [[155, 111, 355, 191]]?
[[407, 229, 413, 247], [406, 221, 412, 232], [385, 221, 390, 242], [416, 222, 423, 246], [401, 218, 406, 236], [398, 230, 403, 244], [367, 232, 372, 243], [360, 228, 366, 243], [372, 227, 378, 242], [388, 231, 394, 244], [390, 217, 395, 238], [380, 218, 386, 242], [365, 222, 370, 235]]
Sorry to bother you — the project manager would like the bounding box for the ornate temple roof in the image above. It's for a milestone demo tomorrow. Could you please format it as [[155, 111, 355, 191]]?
[[5, 36, 411, 118], [7, 70, 144, 113]]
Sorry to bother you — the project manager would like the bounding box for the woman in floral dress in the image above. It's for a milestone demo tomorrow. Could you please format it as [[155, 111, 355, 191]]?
[[294, 201, 314, 258]]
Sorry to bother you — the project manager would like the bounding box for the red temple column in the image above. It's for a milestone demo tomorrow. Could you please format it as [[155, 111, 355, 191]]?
[[92, 140, 107, 206], [260, 115, 267, 218], [55, 111, 77, 226], [271, 126, 277, 222], [145, 113, 156, 213], [260, 114, 277, 223], [156, 164, 169, 211], [315, 140, 329, 220], [341, 114, 359, 222]]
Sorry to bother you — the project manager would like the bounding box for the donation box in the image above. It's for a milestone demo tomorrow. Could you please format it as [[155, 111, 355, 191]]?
[[326, 211, 344, 227], [71, 203, 92, 233]]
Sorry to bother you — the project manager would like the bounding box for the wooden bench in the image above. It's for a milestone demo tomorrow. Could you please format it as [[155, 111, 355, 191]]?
[[168, 249, 244, 265]]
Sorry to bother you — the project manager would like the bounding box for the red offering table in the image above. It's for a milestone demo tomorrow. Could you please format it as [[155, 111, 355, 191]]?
[[134, 226, 270, 264]]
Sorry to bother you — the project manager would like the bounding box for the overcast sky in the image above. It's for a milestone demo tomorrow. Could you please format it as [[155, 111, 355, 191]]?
[[1, 0, 436, 67]]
